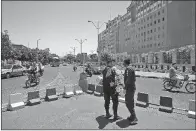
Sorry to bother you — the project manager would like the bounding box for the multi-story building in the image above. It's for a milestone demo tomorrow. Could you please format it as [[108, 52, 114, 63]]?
[[98, 1, 195, 57], [98, 15, 121, 54]]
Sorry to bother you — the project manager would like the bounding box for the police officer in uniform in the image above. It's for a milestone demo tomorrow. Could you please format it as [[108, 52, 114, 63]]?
[[102, 58, 121, 121], [123, 58, 138, 125]]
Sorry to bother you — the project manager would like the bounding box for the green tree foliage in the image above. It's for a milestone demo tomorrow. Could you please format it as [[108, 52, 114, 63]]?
[[1, 31, 13, 60], [66, 54, 75, 63], [89, 53, 98, 62], [100, 52, 113, 62]]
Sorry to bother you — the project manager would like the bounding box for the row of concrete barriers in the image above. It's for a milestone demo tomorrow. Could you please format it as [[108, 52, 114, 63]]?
[[4, 82, 195, 119], [6, 84, 83, 111], [85, 83, 195, 119]]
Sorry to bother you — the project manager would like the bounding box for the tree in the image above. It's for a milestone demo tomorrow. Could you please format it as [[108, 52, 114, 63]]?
[[1, 31, 13, 60], [100, 52, 113, 62], [66, 54, 75, 63], [89, 53, 98, 62]]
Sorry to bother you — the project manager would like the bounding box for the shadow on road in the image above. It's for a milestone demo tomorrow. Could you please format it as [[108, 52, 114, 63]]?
[[22, 83, 37, 89], [162, 89, 190, 94], [96, 115, 113, 129], [116, 119, 133, 128]]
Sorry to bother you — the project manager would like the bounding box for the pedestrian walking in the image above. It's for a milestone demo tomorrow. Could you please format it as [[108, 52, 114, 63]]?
[[102, 58, 121, 121], [123, 58, 138, 125]]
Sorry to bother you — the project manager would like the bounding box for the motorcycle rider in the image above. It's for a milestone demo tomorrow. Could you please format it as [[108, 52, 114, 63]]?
[[28, 62, 39, 79], [169, 63, 182, 87], [85, 63, 92, 74], [38, 62, 43, 76], [73, 64, 77, 71]]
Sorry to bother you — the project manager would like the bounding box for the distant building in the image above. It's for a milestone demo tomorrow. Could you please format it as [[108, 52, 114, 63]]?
[[98, 1, 195, 56], [11, 43, 28, 50]]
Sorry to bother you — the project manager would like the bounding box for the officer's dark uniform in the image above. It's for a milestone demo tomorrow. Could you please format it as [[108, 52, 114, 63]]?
[[124, 66, 137, 121], [102, 66, 119, 118]]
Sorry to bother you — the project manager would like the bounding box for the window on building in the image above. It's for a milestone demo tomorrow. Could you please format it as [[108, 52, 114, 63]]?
[[158, 34, 160, 38], [154, 20, 156, 24], [144, 45, 145, 48], [162, 32, 165, 38], [162, 25, 165, 29], [144, 38, 146, 42], [150, 44, 152, 47], [154, 43, 157, 46], [147, 17, 149, 20], [150, 22, 152, 26], [154, 35, 156, 40], [154, 28, 156, 32], [147, 44, 149, 48], [136, 35, 137, 38], [141, 32, 143, 36], [158, 19, 160, 23], [144, 25, 146, 28], [150, 15, 152, 19], [158, 27, 161, 31], [162, 9, 164, 13], [158, 43, 160, 46], [151, 29, 153, 33], [162, 17, 165, 21], [147, 24, 149, 27], [158, 11, 160, 15], [148, 31, 150, 34], [154, 13, 156, 18]]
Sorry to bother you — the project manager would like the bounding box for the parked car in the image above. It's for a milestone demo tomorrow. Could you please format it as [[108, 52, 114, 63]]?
[[62, 62, 68, 66], [1, 64, 26, 79]]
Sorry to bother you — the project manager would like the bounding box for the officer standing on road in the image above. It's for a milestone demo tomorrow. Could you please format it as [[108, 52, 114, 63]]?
[[123, 58, 138, 125], [102, 58, 121, 121]]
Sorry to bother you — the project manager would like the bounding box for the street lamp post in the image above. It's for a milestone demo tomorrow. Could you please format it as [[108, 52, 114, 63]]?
[[71, 47, 77, 57], [36, 39, 41, 63], [75, 39, 87, 72], [88, 20, 107, 64]]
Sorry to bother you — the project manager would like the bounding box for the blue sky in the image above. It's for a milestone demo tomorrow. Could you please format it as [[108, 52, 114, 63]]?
[[2, 1, 130, 56]]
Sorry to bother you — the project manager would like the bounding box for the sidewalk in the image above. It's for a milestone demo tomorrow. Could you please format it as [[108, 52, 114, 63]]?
[[2, 94, 195, 130]]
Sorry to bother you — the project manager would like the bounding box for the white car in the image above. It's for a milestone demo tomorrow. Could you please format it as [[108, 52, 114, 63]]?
[[1, 64, 26, 79]]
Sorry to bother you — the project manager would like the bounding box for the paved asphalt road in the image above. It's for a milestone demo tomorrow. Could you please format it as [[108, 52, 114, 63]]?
[[2, 94, 195, 130], [1, 65, 59, 104], [1, 64, 195, 110]]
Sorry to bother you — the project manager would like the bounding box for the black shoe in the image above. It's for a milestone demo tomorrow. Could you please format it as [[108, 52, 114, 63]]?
[[130, 117, 138, 125], [113, 115, 122, 121], [105, 113, 112, 119], [127, 116, 132, 121]]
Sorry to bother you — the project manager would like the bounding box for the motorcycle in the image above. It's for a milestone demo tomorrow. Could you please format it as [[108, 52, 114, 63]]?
[[85, 67, 92, 77], [163, 75, 196, 93], [25, 73, 40, 88], [73, 66, 77, 72], [39, 70, 44, 76]]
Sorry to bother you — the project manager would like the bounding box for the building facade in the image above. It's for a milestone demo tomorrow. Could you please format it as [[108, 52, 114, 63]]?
[[98, 1, 195, 57]]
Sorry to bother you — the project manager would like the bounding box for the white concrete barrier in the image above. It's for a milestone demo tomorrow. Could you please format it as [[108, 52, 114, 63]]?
[[188, 100, 196, 119], [63, 84, 74, 98], [73, 84, 83, 95], [7, 93, 25, 111]]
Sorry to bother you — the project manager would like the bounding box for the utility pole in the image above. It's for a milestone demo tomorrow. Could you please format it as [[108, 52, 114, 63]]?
[[75, 39, 87, 72], [71, 47, 77, 56], [88, 20, 107, 64], [36, 39, 41, 63]]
